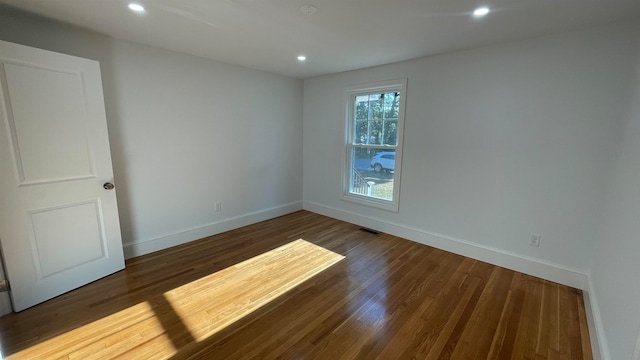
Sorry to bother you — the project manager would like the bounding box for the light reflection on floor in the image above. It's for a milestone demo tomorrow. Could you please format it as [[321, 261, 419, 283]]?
[[12, 239, 344, 359]]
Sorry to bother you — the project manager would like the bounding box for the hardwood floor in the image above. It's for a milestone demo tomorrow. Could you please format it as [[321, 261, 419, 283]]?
[[0, 211, 592, 359]]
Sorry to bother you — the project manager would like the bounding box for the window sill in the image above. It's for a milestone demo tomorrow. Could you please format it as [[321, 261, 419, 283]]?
[[341, 193, 399, 212]]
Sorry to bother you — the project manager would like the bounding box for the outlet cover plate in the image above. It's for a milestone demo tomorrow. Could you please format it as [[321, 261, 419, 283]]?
[[530, 234, 541, 247]]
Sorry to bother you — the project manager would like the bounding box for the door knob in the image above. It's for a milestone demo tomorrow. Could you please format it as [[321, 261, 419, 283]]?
[[103, 182, 115, 190]]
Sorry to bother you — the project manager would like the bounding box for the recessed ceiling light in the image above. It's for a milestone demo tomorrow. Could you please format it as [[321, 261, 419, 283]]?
[[297, 55, 307, 62], [128, 3, 146, 13], [473, 6, 490, 17]]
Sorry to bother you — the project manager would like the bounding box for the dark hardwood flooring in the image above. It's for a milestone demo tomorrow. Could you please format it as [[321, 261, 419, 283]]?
[[0, 210, 592, 359]]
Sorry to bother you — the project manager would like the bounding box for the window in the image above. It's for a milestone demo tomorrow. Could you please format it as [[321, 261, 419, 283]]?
[[342, 79, 407, 211]]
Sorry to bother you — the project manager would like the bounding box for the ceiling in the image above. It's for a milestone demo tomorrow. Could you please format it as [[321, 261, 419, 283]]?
[[2, 0, 640, 79]]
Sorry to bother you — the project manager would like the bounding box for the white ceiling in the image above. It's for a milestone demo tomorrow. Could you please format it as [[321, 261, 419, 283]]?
[[2, 0, 640, 79]]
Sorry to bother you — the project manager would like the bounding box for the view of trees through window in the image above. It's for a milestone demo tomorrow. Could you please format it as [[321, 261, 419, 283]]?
[[354, 92, 399, 146]]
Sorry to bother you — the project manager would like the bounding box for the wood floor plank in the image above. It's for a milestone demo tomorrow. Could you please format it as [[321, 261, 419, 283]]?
[[536, 280, 553, 358], [0, 211, 593, 359], [448, 266, 515, 359], [577, 293, 593, 360], [516, 276, 545, 360], [314, 249, 462, 360]]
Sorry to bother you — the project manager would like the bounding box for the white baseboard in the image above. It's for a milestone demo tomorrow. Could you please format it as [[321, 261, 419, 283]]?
[[303, 201, 588, 290], [123, 201, 303, 259], [584, 276, 610, 360]]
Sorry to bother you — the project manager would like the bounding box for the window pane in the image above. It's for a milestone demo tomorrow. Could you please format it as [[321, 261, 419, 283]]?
[[355, 99, 368, 120], [382, 119, 398, 145], [371, 95, 383, 120], [349, 147, 395, 201], [354, 121, 368, 144], [368, 120, 383, 145], [384, 92, 400, 119]]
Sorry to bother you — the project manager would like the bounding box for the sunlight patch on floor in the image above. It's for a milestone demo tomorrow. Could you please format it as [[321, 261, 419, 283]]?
[[163, 239, 345, 342], [10, 239, 344, 359], [12, 301, 175, 359]]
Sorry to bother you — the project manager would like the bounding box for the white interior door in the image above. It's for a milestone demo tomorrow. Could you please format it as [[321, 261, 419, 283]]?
[[0, 40, 125, 312]]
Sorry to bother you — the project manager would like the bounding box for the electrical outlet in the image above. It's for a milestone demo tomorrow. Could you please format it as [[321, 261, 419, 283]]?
[[215, 202, 222, 212], [529, 234, 541, 247]]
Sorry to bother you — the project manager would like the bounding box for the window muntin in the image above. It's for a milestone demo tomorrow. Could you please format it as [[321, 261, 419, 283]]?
[[343, 79, 407, 211]]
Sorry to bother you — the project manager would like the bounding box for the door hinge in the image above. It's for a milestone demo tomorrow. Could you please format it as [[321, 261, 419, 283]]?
[[0, 280, 9, 292]]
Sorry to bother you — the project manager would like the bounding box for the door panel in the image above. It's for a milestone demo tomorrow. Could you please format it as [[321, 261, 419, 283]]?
[[0, 40, 125, 312], [4, 62, 95, 184], [29, 200, 106, 278]]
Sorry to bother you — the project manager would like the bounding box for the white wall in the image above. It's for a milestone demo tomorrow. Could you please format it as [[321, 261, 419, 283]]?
[[590, 35, 640, 360], [0, 6, 303, 258], [303, 22, 639, 286], [104, 41, 303, 256]]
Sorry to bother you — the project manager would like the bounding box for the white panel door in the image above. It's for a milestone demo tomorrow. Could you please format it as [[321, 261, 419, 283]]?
[[0, 40, 125, 311]]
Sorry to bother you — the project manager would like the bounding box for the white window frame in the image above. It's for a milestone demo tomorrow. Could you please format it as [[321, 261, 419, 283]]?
[[341, 78, 407, 212]]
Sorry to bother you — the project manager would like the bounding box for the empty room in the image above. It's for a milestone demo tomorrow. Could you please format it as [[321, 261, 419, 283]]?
[[0, 1, 639, 359]]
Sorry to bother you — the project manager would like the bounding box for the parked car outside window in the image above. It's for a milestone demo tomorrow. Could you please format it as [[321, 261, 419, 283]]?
[[370, 152, 395, 172]]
